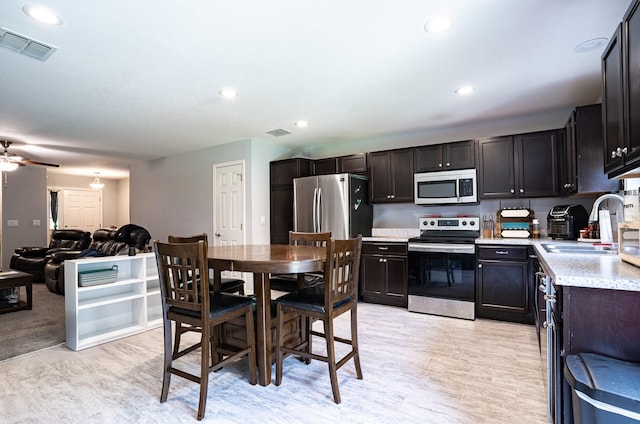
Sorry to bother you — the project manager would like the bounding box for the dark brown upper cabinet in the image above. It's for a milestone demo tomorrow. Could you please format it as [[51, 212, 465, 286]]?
[[561, 104, 621, 196], [604, 1, 640, 177], [478, 130, 559, 199], [414, 140, 475, 172], [311, 157, 338, 175], [339, 153, 368, 174], [369, 148, 414, 203], [270, 158, 311, 244]]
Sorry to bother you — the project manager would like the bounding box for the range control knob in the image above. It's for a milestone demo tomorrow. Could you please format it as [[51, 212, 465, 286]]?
[[430, 221, 436, 226], [462, 221, 467, 226], [469, 220, 476, 227]]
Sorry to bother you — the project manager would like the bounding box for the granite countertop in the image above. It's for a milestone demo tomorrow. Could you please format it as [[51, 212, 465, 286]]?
[[475, 237, 640, 292]]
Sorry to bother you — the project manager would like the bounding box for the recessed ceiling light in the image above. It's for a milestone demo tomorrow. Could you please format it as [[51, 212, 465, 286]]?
[[455, 85, 474, 95], [295, 120, 309, 128], [219, 88, 237, 98], [22, 5, 63, 25], [574, 38, 608, 53], [424, 17, 451, 33]]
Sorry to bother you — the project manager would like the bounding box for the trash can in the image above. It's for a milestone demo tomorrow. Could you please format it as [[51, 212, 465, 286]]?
[[564, 353, 640, 424]]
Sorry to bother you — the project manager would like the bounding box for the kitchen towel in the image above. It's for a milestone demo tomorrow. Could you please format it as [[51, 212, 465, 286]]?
[[599, 210, 613, 244]]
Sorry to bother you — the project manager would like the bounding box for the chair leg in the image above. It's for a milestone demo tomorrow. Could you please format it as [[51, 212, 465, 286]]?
[[275, 304, 285, 386], [160, 318, 173, 403], [173, 322, 182, 358], [196, 327, 211, 420], [324, 319, 341, 404], [304, 316, 313, 364], [351, 307, 363, 380]]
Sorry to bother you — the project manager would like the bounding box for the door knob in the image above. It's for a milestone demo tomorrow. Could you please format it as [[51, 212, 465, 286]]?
[[215, 233, 221, 237]]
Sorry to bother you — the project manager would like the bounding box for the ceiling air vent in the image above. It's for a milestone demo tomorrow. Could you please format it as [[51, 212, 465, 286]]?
[[0, 27, 56, 61], [266, 128, 293, 137]]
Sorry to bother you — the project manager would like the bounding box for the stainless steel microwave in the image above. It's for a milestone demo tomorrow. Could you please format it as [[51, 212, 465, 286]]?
[[414, 168, 478, 205]]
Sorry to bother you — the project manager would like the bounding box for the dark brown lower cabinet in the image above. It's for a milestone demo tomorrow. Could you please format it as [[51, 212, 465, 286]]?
[[475, 245, 534, 324], [360, 242, 407, 307]]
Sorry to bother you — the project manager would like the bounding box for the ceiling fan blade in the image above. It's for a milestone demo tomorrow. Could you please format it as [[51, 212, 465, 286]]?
[[21, 159, 60, 168]]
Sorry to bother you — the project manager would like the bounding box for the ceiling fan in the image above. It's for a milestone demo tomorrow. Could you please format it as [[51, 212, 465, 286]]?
[[0, 140, 59, 171]]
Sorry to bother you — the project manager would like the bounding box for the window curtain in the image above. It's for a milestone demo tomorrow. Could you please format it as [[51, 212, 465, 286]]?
[[50, 190, 59, 230]]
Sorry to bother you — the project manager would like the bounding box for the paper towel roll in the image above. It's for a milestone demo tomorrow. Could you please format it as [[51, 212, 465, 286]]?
[[599, 210, 613, 244]]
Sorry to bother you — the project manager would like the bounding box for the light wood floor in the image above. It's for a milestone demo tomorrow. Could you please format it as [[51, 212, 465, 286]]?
[[0, 302, 548, 423]]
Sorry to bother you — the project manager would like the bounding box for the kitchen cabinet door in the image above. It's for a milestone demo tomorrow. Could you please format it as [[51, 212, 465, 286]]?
[[476, 259, 532, 324], [339, 153, 367, 174], [369, 148, 414, 203], [477, 136, 516, 198], [360, 242, 408, 307], [623, 1, 640, 170], [478, 131, 559, 199], [562, 104, 621, 195], [516, 130, 559, 198], [312, 158, 338, 175], [269, 158, 311, 244], [476, 245, 533, 324], [414, 140, 475, 172], [603, 23, 626, 174]]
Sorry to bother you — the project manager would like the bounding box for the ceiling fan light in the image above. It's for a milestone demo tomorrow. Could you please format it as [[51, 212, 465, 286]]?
[[90, 177, 104, 189], [0, 160, 19, 172]]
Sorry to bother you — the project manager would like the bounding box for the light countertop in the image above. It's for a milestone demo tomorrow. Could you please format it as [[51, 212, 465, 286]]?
[[476, 237, 640, 292]]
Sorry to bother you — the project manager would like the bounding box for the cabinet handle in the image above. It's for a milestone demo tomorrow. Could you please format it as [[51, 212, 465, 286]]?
[[446, 162, 450, 167], [495, 250, 509, 255], [438, 163, 443, 167], [622, 147, 628, 155], [544, 294, 556, 303], [543, 321, 554, 329], [510, 189, 515, 194], [519, 188, 524, 193], [611, 150, 618, 159], [377, 246, 389, 251], [478, 263, 483, 268], [390, 194, 395, 199]]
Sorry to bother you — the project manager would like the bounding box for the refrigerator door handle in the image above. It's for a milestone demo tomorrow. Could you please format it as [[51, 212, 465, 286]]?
[[312, 187, 318, 232], [317, 187, 323, 232]]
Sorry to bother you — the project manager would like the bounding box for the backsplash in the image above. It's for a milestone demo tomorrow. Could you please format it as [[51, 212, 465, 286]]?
[[372, 197, 599, 236]]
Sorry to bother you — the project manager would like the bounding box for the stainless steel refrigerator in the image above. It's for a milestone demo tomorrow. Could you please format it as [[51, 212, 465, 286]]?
[[293, 173, 372, 239]]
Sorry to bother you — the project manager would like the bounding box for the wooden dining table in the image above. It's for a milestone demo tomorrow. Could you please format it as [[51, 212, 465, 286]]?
[[207, 244, 327, 386]]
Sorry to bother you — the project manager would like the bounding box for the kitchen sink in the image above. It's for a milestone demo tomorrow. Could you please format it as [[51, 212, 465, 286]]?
[[541, 243, 618, 255]]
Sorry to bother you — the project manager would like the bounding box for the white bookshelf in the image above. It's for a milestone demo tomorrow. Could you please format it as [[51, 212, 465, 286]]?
[[64, 253, 161, 351]]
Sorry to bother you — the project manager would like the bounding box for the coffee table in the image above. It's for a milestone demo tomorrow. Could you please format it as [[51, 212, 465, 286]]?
[[0, 270, 33, 314]]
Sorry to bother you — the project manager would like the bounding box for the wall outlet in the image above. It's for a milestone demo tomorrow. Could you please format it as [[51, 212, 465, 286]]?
[[32, 220, 40, 227], [7, 220, 18, 227], [260, 215, 266, 225]]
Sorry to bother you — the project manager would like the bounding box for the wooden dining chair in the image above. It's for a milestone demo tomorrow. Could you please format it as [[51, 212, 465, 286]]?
[[155, 240, 257, 420], [274, 235, 363, 404], [168, 233, 245, 295], [269, 231, 331, 292]]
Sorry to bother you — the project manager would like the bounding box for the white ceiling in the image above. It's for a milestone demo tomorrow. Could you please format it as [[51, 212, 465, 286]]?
[[0, 0, 633, 180]]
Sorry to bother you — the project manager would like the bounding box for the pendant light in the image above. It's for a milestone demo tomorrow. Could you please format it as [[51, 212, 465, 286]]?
[[90, 172, 105, 189]]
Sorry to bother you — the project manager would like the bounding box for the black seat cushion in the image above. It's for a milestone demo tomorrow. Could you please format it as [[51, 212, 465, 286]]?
[[170, 293, 253, 319], [275, 287, 351, 313]]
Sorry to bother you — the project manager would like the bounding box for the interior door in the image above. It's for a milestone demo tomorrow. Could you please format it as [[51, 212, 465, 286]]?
[[214, 162, 244, 247], [62, 189, 102, 232], [214, 162, 245, 280]]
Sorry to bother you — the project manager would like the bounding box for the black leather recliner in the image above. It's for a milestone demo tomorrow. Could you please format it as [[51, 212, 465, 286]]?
[[10, 229, 91, 284], [43, 228, 128, 295]]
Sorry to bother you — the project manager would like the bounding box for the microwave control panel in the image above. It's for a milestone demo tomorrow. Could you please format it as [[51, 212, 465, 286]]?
[[459, 178, 475, 197]]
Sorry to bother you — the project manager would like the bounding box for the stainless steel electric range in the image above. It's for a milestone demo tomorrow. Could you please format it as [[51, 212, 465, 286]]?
[[407, 216, 479, 320]]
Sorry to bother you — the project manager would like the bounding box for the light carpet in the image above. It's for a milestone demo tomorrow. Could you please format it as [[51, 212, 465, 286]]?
[[0, 283, 65, 361]]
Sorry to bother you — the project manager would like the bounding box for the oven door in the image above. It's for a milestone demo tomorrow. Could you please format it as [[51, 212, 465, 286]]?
[[407, 242, 476, 319]]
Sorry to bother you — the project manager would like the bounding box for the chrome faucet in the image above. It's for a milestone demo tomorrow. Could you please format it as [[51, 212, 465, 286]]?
[[588, 193, 625, 222]]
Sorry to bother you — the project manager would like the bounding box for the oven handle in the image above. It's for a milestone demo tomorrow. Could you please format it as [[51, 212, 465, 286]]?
[[408, 242, 475, 254]]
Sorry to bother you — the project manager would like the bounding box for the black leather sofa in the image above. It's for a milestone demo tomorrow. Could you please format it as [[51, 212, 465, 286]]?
[[43, 229, 127, 295], [10, 229, 91, 284], [43, 226, 152, 295]]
